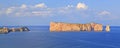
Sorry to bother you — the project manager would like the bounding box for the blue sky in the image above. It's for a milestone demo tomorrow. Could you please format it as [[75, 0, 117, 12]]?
[[0, 0, 120, 26]]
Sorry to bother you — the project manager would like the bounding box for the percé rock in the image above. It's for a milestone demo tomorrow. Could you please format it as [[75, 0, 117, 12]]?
[[50, 22, 103, 32], [0, 27, 30, 34], [106, 25, 110, 32]]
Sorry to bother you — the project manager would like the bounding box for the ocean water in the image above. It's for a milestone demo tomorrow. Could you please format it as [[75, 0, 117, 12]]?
[[0, 26, 120, 48]]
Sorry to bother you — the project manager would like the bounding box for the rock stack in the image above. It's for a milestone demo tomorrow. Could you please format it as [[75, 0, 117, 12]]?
[[50, 22, 103, 32], [105, 25, 110, 32]]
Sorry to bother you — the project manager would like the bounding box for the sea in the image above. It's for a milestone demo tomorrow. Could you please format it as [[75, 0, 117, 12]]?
[[0, 26, 120, 48]]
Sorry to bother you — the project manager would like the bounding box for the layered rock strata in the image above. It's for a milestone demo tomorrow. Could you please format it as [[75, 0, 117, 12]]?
[[50, 22, 103, 32]]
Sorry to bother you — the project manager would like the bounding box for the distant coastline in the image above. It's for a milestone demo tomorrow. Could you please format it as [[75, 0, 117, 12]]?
[[0, 27, 29, 34]]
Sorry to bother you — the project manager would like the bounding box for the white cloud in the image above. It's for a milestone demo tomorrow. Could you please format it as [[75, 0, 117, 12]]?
[[0, 2, 89, 17], [6, 7, 15, 14], [76, 2, 88, 10], [98, 11, 111, 15], [20, 4, 27, 9], [15, 12, 21, 16], [32, 11, 52, 16], [1, 2, 115, 20], [0, 3, 51, 16], [35, 3, 47, 8], [6, 8, 12, 14]]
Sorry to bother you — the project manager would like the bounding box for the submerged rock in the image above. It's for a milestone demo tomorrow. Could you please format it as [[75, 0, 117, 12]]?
[[50, 22, 103, 32]]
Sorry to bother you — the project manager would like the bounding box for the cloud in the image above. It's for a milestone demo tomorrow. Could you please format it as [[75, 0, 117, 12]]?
[[98, 11, 111, 15], [32, 11, 52, 16], [0, 2, 90, 17], [0, 3, 52, 16], [6, 7, 15, 14], [20, 4, 27, 9], [94, 10, 119, 20], [0, 2, 114, 21], [76, 2, 88, 10], [6, 8, 12, 14], [35, 3, 47, 8]]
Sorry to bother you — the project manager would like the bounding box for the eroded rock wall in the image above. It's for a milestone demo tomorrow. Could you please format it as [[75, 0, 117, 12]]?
[[50, 22, 103, 32]]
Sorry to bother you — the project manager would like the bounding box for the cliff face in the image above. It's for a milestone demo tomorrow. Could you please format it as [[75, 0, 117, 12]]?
[[50, 22, 103, 32]]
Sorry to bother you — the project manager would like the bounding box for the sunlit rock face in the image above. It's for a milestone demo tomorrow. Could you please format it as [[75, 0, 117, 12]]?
[[93, 24, 103, 31], [50, 22, 103, 32], [106, 25, 110, 32], [70, 24, 80, 31], [50, 22, 62, 31]]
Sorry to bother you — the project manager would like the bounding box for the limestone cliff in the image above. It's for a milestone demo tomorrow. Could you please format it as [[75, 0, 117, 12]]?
[[50, 22, 103, 32]]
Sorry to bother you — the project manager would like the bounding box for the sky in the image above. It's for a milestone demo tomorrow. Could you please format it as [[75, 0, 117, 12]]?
[[0, 0, 120, 26]]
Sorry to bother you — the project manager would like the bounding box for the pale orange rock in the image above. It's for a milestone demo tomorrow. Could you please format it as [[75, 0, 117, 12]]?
[[106, 25, 110, 32], [50, 22, 62, 32], [93, 24, 103, 32], [86, 24, 91, 31], [61, 23, 72, 31], [50, 22, 103, 32], [70, 24, 80, 31]]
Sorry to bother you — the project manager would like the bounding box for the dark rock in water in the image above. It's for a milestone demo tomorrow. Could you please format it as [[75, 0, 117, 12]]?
[[21, 27, 30, 31], [10, 27, 30, 32], [0, 27, 30, 34]]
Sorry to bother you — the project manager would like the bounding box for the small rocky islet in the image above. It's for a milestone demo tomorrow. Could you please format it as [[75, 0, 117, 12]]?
[[50, 22, 110, 32], [0, 27, 30, 34]]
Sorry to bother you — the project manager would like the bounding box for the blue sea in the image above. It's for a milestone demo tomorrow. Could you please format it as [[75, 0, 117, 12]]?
[[0, 26, 120, 48]]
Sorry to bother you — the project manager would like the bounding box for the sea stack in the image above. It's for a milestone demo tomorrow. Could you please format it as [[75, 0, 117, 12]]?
[[50, 22, 103, 32], [106, 25, 110, 32]]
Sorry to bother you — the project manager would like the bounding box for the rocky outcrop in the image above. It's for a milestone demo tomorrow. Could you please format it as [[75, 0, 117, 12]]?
[[50, 22, 103, 32], [9, 27, 30, 32], [106, 25, 110, 32], [0, 27, 9, 34], [0, 27, 29, 34]]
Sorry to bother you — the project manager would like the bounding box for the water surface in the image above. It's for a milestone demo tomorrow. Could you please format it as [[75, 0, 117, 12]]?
[[0, 26, 120, 48]]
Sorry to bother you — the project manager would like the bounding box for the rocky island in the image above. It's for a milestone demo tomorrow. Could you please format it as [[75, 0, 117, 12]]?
[[0, 27, 30, 34], [50, 22, 110, 32]]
